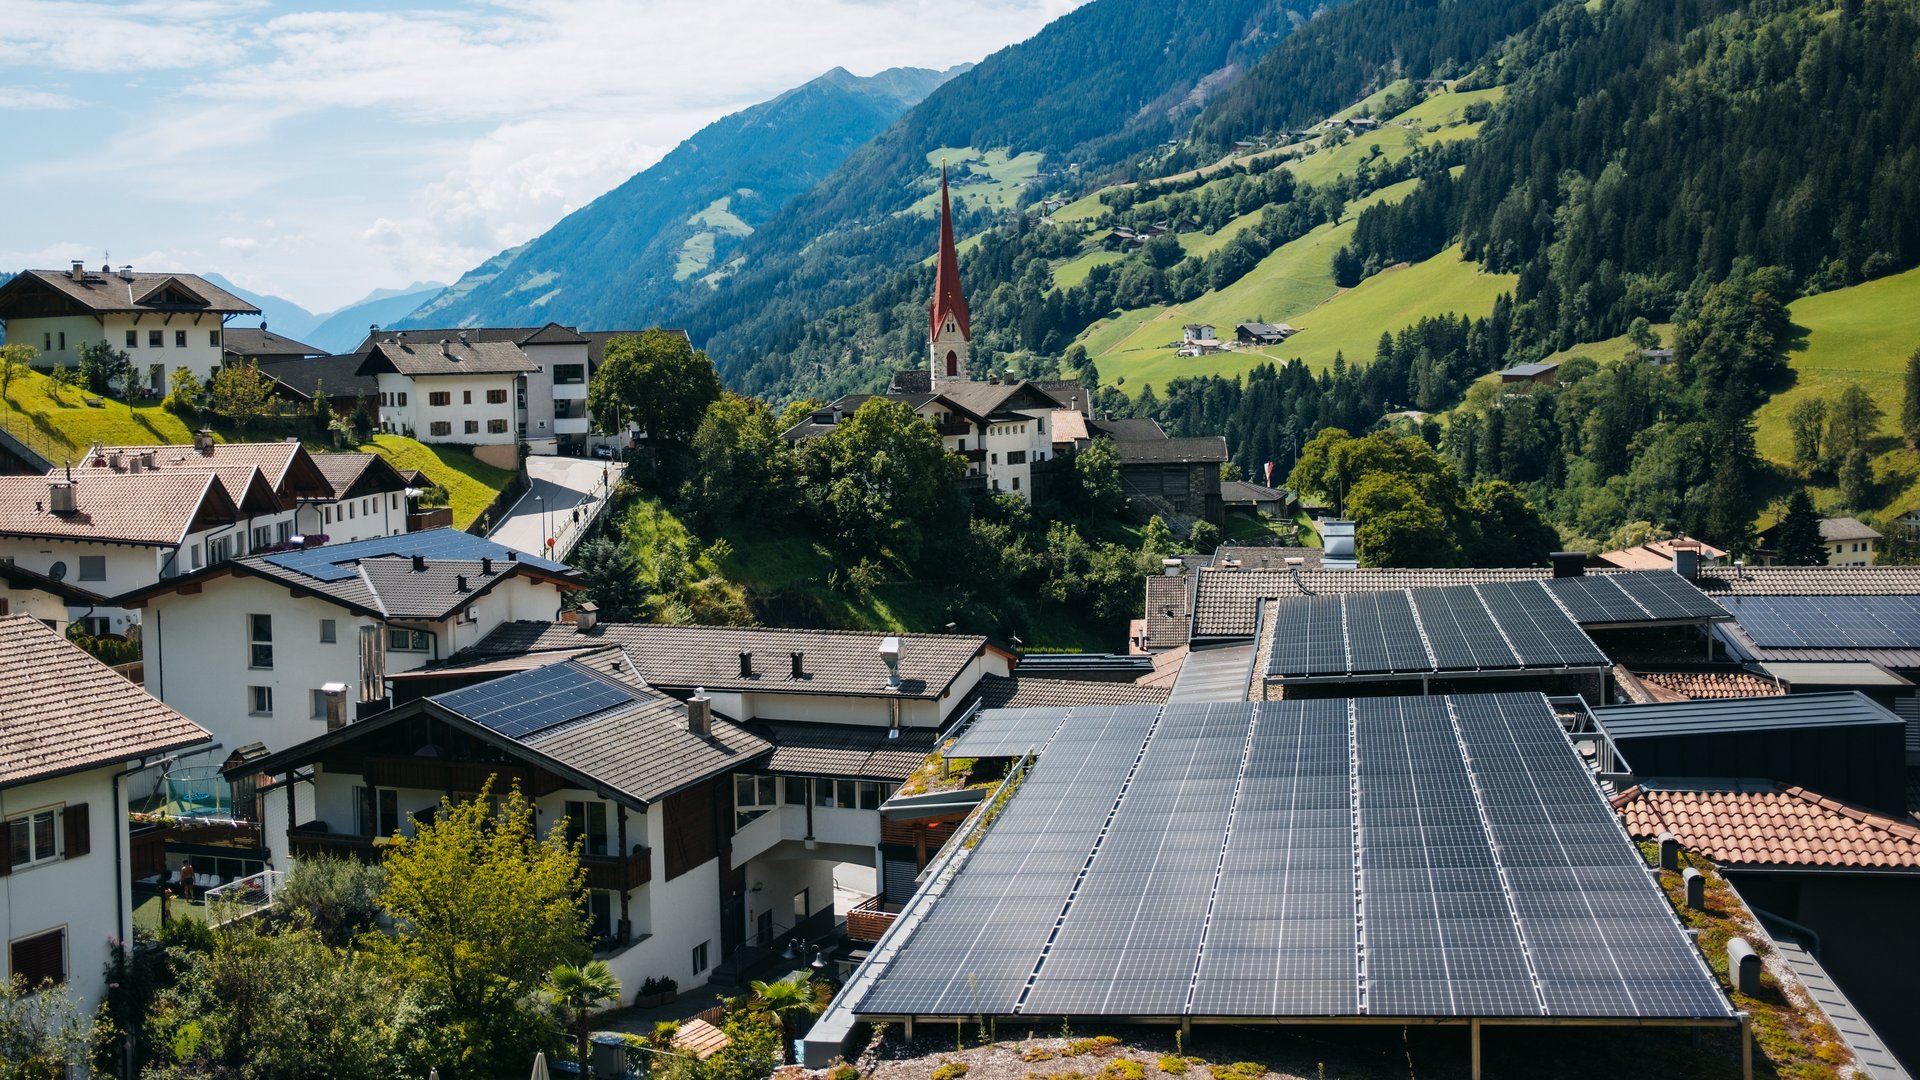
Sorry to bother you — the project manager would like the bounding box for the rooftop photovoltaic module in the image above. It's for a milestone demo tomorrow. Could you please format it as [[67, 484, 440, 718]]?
[[854, 693, 1731, 1023], [1719, 594, 1920, 648], [430, 662, 634, 740], [1266, 582, 1609, 679]]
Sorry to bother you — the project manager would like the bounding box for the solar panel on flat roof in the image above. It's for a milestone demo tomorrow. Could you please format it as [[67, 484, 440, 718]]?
[[1722, 594, 1920, 648], [856, 695, 1731, 1022], [430, 662, 634, 739]]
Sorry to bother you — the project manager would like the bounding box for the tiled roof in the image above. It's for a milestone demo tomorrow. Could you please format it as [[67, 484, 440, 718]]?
[[580, 329, 688, 366], [1218, 481, 1289, 504], [222, 327, 325, 359], [1634, 671, 1785, 701], [358, 338, 536, 377], [1691, 566, 1920, 595], [1089, 417, 1166, 442], [1818, 516, 1882, 542], [310, 452, 408, 500], [1143, 576, 1191, 649], [472, 621, 989, 700], [117, 529, 579, 617], [78, 441, 325, 501], [0, 615, 210, 788], [745, 722, 936, 781], [1193, 567, 1554, 637], [1595, 536, 1726, 571], [0, 268, 257, 316], [1613, 781, 1920, 869], [256, 353, 379, 400], [1051, 409, 1089, 443], [1115, 435, 1229, 465], [970, 675, 1171, 710], [519, 679, 770, 804], [0, 471, 234, 546], [1211, 546, 1321, 570]]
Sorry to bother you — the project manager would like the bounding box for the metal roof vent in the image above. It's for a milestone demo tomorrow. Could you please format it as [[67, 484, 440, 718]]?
[[47, 481, 75, 516], [412, 554, 426, 572], [879, 635, 902, 688]]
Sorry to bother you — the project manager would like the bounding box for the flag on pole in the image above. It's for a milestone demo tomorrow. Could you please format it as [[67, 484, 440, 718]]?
[[1263, 461, 1274, 486]]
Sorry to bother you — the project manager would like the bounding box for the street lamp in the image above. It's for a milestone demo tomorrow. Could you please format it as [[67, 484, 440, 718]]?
[[534, 494, 547, 548]]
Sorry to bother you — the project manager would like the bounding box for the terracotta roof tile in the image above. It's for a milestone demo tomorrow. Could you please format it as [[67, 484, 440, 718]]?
[[1634, 671, 1785, 700], [0, 615, 210, 787], [1612, 781, 1920, 869], [1143, 576, 1191, 649], [1692, 566, 1920, 595], [0, 471, 233, 546]]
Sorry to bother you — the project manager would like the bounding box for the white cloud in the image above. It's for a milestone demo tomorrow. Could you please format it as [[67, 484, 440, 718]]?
[[219, 236, 261, 256], [0, 87, 82, 110], [5, 0, 1093, 309]]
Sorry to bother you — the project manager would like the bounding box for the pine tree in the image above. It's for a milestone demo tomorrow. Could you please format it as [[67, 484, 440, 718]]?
[[1774, 489, 1826, 565], [1839, 448, 1875, 510]]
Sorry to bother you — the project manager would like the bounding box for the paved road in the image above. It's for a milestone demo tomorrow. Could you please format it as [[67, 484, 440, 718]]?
[[488, 455, 623, 560]]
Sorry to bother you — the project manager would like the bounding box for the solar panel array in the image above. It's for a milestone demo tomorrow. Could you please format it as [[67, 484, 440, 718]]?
[[260, 529, 569, 582], [856, 694, 1730, 1022], [431, 662, 634, 739], [1720, 594, 1920, 648], [1267, 583, 1608, 679], [947, 708, 1072, 758]]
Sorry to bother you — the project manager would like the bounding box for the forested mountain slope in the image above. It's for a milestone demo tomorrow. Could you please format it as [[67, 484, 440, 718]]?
[[669, 0, 1331, 393], [397, 65, 961, 332]]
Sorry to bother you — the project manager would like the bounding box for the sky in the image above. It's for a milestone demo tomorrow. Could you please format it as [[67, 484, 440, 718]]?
[[0, 0, 1086, 313]]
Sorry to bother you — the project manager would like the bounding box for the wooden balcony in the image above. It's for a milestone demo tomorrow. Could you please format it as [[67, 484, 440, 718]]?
[[845, 894, 902, 943], [362, 756, 559, 796], [935, 419, 973, 437], [959, 448, 987, 463], [289, 826, 380, 863], [583, 848, 652, 892]]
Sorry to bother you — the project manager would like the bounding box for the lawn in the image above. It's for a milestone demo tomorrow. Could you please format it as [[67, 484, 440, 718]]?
[[0, 367, 199, 464], [906, 146, 1046, 219], [357, 434, 515, 530]]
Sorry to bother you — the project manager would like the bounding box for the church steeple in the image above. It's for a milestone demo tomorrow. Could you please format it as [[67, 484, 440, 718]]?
[[929, 165, 971, 387]]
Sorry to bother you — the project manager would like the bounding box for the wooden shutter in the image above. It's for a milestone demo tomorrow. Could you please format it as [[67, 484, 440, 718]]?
[[61, 803, 89, 859], [9, 928, 66, 988]]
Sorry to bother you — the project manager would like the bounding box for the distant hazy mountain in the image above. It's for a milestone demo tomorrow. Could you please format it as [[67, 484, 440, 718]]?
[[398, 64, 965, 333], [203, 274, 321, 339], [306, 283, 446, 353]]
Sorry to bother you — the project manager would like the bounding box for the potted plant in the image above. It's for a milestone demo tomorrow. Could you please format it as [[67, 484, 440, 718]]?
[[635, 975, 678, 1008]]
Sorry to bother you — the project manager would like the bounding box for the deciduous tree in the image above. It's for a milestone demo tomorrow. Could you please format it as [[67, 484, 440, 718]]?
[[0, 974, 91, 1080], [0, 343, 34, 403], [588, 330, 723, 451], [1787, 396, 1827, 469], [1903, 349, 1920, 451], [209, 361, 276, 431], [800, 398, 961, 568]]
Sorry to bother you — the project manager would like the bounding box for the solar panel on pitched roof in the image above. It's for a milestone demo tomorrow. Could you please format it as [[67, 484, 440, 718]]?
[[260, 529, 568, 582], [948, 707, 1068, 757], [1721, 594, 1920, 648], [1267, 595, 1350, 676], [1541, 576, 1653, 624], [1473, 582, 1608, 668], [1411, 586, 1518, 670], [1608, 572, 1730, 622], [430, 663, 633, 739], [1342, 592, 1434, 675]]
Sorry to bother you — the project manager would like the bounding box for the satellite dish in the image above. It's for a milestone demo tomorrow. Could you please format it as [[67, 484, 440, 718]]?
[[48, 561, 67, 581]]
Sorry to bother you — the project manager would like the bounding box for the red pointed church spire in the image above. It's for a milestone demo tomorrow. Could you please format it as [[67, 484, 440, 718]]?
[[929, 166, 970, 342]]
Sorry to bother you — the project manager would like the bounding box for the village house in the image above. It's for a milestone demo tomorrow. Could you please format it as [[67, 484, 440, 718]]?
[[1, 616, 210, 1014], [221, 326, 325, 366], [116, 529, 579, 770], [256, 351, 380, 420], [1235, 321, 1295, 346], [0, 263, 260, 394], [1594, 535, 1725, 571], [1498, 361, 1560, 386], [0, 468, 245, 637], [1754, 515, 1883, 567], [303, 452, 414, 543], [358, 334, 534, 466], [0, 559, 104, 635], [75, 434, 339, 556]]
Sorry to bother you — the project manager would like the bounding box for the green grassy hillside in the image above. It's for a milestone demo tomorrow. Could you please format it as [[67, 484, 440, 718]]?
[[357, 435, 515, 531], [1750, 266, 1920, 517]]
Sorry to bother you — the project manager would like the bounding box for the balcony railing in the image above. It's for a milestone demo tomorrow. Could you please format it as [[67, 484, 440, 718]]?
[[289, 825, 380, 863], [582, 847, 651, 891], [960, 448, 987, 462], [361, 756, 556, 796], [846, 894, 902, 943], [935, 419, 972, 437]]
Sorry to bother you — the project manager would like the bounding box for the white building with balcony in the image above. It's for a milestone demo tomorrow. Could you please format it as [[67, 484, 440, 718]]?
[[0, 616, 210, 1014], [0, 264, 259, 393], [116, 529, 579, 772], [358, 335, 534, 466]]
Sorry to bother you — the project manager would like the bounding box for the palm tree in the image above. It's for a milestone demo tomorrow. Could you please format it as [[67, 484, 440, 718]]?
[[749, 976, 828, 1065], [544, 960, 622, 1075]]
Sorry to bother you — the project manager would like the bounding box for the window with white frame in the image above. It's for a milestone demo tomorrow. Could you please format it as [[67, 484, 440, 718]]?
[[6, 808, 59, 870], [248, 613, 273, 668], [734, 775, 779, 829], [691, 941, 709, 975], [387, 627, 430, 652], [251, 525, 271, 551], [248, 685, 273, 715]]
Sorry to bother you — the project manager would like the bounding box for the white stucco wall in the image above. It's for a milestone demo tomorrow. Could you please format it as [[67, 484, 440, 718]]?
[[10, 312, 228, 383], [0, 767, 132, 1015], [376, 372, 522, 445], [300, 491, 408, 544]]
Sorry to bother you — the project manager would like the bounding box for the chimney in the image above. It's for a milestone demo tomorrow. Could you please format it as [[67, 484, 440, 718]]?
[[458, 330, 469, 346], [1550, 551, 1586, 578], [412, 554, 426, 572], [1161, 557, 1182, 577], [790, 651, 805, 679], [128, 454, 142, 474], [1284, 556, 1305, 567], [108, 450, 123, 470], [879, 635, 902, 689], [687, 689, 712, 737], [142, 451, 157, 470], [738, 651, 755, 678], [575, 601, 598, 633], [70, 260, 84, 281], [508, 550, 519, 562], [47, 481, 76, 516], [321, 683, 348, 731], [118, 265, 133, 281], [455, 574, 469, 592], [481, 556, 494, 575], [194, 428, 214, 454], [1671, 541, 1700, 581]]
